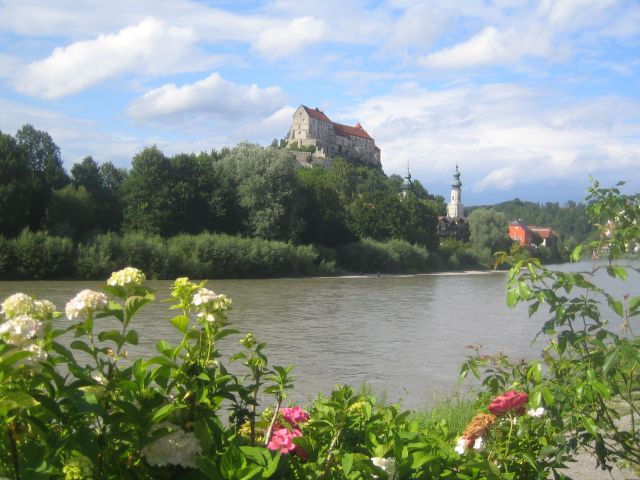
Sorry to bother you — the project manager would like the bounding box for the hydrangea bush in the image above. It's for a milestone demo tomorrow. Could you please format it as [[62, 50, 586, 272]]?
[[0, 181, 637, 479]]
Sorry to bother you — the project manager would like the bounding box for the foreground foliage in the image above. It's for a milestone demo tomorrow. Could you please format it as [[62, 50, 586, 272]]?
[[0, 180, 638, 479]]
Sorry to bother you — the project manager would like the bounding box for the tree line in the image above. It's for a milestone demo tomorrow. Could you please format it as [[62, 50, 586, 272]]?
[[0, 125, 595, 277]]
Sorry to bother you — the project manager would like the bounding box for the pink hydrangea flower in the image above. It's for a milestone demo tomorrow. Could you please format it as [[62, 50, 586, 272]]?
[[488, 390, 529, 415], [280, 406, 310, 426], [267, 427, 301, 454]]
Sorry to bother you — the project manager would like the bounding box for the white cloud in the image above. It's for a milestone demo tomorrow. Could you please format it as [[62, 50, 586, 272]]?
[[127, 73, 287, 124], [253, 16, 325, 60], [348, 83, 640, 200], [420, 25, 554, 69], [15, 18, 208, 98]]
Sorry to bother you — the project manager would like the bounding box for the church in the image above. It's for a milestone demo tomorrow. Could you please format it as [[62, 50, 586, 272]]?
[[438, 165, 469, 241]]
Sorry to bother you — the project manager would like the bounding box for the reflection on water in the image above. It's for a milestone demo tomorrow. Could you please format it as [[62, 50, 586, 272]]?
[[1, 262, 636, 410]]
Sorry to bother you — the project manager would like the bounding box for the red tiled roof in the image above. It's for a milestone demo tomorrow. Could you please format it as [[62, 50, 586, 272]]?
[[302, 105, 373, 140], [303, 106, 332, 123], [529, 227, 556, 238], [333, 122, 373, 140]]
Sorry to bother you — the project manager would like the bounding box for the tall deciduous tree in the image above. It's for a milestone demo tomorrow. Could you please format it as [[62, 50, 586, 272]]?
[[15, 124, 69, 230], [467, 208, 512, 266], [0, 132, 32, 237]]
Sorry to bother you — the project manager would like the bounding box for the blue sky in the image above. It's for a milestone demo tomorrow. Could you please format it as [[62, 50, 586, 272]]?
[[0, 0, 639, 206]]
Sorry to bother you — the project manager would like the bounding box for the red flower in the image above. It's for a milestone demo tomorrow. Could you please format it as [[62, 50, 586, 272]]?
[[488, 390, 529, 415]]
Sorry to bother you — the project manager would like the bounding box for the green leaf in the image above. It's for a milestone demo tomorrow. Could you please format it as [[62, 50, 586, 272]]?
[[98, 329, 123, 344], [196, 457, 223, 480], [581, 416, 598, 436], [170, 315, 189, 333], [506, 285, 519, 308], [125, 294, 153, 321], [220, 444, 245, 479], [606, 265, 628, 280], [152, 403, 179, 423], [342, 453, 353, 475], [409, 451, 436, 469], [602, 350, 619, 374], [70, 340, 93, 355], [570, 244, 583, 262], [0, 392, 39, 415], [607, 296, 624, 317], [628, 296, 640, 315], [125, 330, 139, 345]]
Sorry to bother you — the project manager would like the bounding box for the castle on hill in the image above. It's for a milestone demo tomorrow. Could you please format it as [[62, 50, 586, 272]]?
[[286, 105, 381, 167]]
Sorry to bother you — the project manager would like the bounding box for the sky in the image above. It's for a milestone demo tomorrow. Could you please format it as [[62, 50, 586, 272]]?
[[0, 0, 639, 206]]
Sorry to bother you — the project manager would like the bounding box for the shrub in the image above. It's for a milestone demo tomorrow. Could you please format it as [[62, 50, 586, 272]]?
[[336, 238, 433, 273], [11, 229, 75, 279]]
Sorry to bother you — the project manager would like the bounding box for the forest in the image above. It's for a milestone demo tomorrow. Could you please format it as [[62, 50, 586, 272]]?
[[0, 125, 593, 278]]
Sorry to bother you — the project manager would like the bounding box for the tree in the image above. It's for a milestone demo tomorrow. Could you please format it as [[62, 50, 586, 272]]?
[[0, 132, 32, 236], [297, 167, 354, 247], [71, 156, 103, 199], [122, 146, 172, 235], [219, 143, 303, 241], [15, 124, 69, 229], [44, 184, 97, 239], [467, 208, 512, 266]]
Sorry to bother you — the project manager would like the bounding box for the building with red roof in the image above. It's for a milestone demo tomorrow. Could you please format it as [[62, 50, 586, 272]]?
[[287, 105, 381, 167]]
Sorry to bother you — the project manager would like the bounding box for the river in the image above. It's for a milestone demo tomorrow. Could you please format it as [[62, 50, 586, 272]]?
[[0, 262, 636, 410]]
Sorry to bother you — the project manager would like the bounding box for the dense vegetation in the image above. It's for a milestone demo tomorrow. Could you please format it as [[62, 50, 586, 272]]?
[[0, 182, 637, 479], [0, 124, 595, 277]]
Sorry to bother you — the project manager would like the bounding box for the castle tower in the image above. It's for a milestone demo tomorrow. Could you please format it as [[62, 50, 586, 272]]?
[[446, 165, 464, 219]]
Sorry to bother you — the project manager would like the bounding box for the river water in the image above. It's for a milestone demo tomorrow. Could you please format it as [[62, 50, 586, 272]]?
[[1, 263, 636, 410]]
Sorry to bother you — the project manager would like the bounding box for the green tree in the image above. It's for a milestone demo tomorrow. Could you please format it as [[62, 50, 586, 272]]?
[[467, 208, 512, 266], [0, 132, 32, 236], [219, 143, 303, 241], [44, 184, 97, 239], [15, 124, 69, 230], [297, 167, 354, 247], [122, 146, 172, 235]]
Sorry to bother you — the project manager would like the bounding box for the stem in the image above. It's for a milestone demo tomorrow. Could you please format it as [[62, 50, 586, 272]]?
[[7, 424, 21, 480], [264, 397, 283, 447], [250, 369, 261, 446], [321, 429, 342, 480]]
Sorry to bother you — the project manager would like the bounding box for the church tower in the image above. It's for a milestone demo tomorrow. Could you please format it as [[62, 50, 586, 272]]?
[[446, 165, 464, 219], [400, 165, 412, 198]]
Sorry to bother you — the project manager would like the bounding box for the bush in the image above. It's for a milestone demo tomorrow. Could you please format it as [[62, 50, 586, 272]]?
[[77, 232, 127, 278], [10, 229, 75, 279], [336, 238, 434, 273]]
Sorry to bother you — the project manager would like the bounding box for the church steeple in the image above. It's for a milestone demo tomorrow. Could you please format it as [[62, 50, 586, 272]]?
[[401, 163, 412, 197], [447, 165, 464, 219]]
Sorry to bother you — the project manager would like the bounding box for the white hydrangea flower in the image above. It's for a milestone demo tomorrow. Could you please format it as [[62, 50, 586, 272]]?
[[33, 299, 57, 319], [107, 267, 146, 288], [473, 436, 484, 451], [454, 437, 467, 455], [371, 457, 396, 479], [527, 407, 545, 417], [1, 293, 35, 319], [142, 425, 203, 468], [20, 343, 48, 366], [65, 290, 108, 320], [0, 315, 43, 344], [192, 288, 219, 306]]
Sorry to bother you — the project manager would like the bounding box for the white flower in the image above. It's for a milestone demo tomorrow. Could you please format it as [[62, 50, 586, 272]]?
[[33, 299, 57, 319], [473, 436, 484, 451], [0, 315, 43, 344], [192, 288, 219, 306], [65, 290, 108, 320], [371, 457, 396, 479], [454, 437, 467, 455], [527, 407, 545, 417], [142, 425, 203, 468], [20, 343, 48, 367], [107, 267, 146, 287], [1, 293, 35, 319], [91, 371, 108, 385]]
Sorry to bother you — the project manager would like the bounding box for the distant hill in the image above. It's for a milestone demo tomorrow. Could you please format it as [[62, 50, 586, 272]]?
[[466, 199, 594, 244]]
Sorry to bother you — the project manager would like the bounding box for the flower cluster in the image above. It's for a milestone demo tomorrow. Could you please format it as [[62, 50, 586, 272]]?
[[62, 453, 93, 480], [1, 293, 57, 321], [142, 424, 203, 468], [0, 315, 44, 345], [107, 267, 146, 288], [193, 287, 231, 323], [267, 406, 310, 458], [65, 290, 108, 320], [456, 413, 496, 454], [488, 390, 529, 415], [371, 457, 397, 479]]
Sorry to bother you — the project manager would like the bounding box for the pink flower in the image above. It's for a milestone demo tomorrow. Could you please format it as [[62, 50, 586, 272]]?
[[488, 390, 529, 415], [280, 406, 310, 426], [267, 426, 307, 459]]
